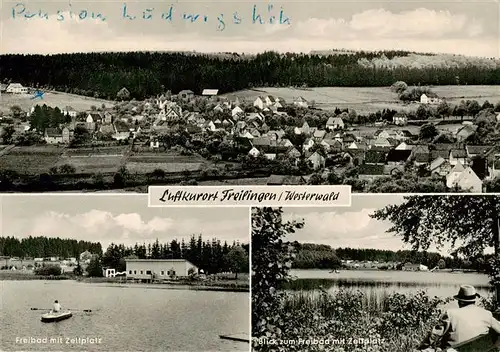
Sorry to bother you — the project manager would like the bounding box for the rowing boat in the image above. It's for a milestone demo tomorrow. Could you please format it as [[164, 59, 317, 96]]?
[[41, 310, 72, 323]]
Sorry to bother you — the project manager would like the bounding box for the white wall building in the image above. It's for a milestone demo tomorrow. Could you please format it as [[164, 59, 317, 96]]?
[[125, 259, 198, 279]]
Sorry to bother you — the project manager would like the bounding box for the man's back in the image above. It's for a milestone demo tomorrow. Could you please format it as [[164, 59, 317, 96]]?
[[444, 305, 494, 346], [53, 303, 61, 312]]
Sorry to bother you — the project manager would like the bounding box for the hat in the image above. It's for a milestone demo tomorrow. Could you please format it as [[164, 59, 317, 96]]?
[[454, 285, 480, 302]]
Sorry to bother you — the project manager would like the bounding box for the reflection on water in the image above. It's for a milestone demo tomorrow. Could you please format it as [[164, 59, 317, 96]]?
[[283, 269, 493, 310], [1, 280, 249, 352]]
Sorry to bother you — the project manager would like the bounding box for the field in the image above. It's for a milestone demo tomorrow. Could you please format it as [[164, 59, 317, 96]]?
[[125, 152, 206, 174], [57, 146, 129, 173], [0, 91, 114, 114], [225, 85, 500, 114], [0, 145, 64, 174]]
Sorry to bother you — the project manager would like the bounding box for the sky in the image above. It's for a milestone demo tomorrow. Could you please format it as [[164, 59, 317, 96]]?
[[1, 0, 499, 57], [1, 195, 250, 250], [282, 194, 454, 255]]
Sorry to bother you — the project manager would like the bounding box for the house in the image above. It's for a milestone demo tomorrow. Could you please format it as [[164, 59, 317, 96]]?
[[446, 162, 466, 187], [150, 137, 160, 149], [430, 157, 452, 176], [403, 263, 429, 271], [202, 89, 219, 96], [126, 259, 198, 279], [287, 147, 301, 159], [178, 90, 194, 101], [248, 147, 260, 157], [308, 152, 326, 170], [86, 112, 102, 124], [44, 127, 70, 144], [326, 117, 345, 130], [293, 96, 309, 108], [372, 137, 391, 148], [447, 166, 483, 193], [253, 97, 266, 110], [159, 102, 183, 122], [466, 146, 493, 159], [393, 113, 408, 126], [6, 83, 28, 94], [386, 149, 411, 166], [456, 125, 477, 142], [395, 142, 413, 151], [231, 106, 244, 117], [113, 123, 131, 140], [411, 145, 431, 166], [420, 94, 429, 104], [449, 149, 468, 166], [62, 106, 77, 118], [488, 159, 500, 180], [313, 129, 326, 142]]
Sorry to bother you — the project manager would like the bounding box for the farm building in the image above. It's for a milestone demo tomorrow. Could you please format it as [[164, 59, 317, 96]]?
[[6, 83, 28, 94], [403, 263, 429, 271], [125, 259, 199, 279], [202, 89, 219, 96], [178, 90, 194, 101]]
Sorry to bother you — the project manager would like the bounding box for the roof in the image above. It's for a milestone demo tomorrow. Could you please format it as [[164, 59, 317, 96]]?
[[202, 89, 219, 96], [451, 149, 467, 158], [45, 128, 62, 137], [466, 145, 492, 155], [449, 162, 465, 173], [7, 83, 24, 88], [267, 175, 306, 185], [430, 157, 446, 171], [125, 258, 198, 267], [179, 90, 194, 94], [386, 149, 412, 162]]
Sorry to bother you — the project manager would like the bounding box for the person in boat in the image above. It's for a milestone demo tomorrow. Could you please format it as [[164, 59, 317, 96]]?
[[417, 285, 500, 350], [52, 300, 62, 313]]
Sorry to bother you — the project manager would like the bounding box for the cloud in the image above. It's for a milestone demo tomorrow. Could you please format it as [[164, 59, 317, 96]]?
[[10, 210, 248, 248], [295, 8, 483, 39], [1, 6, 496, 57], [283, 209, 406, 250]]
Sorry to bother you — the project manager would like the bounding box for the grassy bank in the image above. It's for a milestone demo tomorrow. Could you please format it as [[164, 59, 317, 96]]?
[[0, 271, 71, 280], [254, 288, 453, 352], [77, 274, 250, 292]]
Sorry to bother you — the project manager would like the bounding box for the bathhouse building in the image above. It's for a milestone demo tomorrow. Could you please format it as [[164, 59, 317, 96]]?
[[125, 259, 198, 279]]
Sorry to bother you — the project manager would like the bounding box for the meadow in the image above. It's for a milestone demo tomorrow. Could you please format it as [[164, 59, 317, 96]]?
[[225, 85, 500, 114], [0, 145, 64, 174], [125, 151, 207, 174], [0, 91, 113, 114]]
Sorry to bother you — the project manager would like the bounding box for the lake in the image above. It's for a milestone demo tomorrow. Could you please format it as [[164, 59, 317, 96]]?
[[1, 280, 250, 351], [286, 269, 492, 308]]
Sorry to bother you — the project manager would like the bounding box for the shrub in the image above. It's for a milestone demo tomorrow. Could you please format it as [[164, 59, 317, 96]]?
[[34, 264, 62, 276]]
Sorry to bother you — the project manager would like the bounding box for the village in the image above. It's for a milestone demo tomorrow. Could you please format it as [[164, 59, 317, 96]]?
[[0, 82, 499, 192]]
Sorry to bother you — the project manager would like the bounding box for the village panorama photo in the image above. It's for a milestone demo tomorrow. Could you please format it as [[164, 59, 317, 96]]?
[[0, 195, 250, 351], [0, 0, 499, 193]]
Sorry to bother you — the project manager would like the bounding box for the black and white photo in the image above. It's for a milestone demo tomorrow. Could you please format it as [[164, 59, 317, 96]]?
[[0, 195, 250, 351], [0, 1, 498, 193]]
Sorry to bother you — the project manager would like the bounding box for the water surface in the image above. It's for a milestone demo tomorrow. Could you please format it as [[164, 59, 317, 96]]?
[[1, 280, 249, 351]]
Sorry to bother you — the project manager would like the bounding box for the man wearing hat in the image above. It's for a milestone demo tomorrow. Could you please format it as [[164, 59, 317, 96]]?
[[418, 285, 500, 350]]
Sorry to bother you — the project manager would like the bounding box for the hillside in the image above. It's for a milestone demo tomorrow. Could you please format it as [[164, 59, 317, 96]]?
[[1, 51, 499, 100]]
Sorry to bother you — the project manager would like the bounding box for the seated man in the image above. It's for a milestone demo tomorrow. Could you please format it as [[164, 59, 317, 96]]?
[[418, 285, 500, 350], [52, 300, 62, 313]]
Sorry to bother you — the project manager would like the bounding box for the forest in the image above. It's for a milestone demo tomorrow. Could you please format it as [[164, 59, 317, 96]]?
[[1, 51, 499, 100], [0, 236, 103, 258], [101, 235, 250, 274], [292, 242, 490, 271]]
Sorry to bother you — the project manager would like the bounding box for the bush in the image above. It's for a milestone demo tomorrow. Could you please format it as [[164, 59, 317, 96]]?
[[34, 264, 62, 276]]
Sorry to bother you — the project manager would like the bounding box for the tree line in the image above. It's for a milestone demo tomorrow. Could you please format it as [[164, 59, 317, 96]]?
[[102, 235, 249, 274], [292, 243, 490, 271], [1, 51, 499, 100], [0, 236, 103, 258]]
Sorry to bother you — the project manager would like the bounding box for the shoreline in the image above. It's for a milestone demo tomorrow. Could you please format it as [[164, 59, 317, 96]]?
[[0, 273, 249, 292]]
